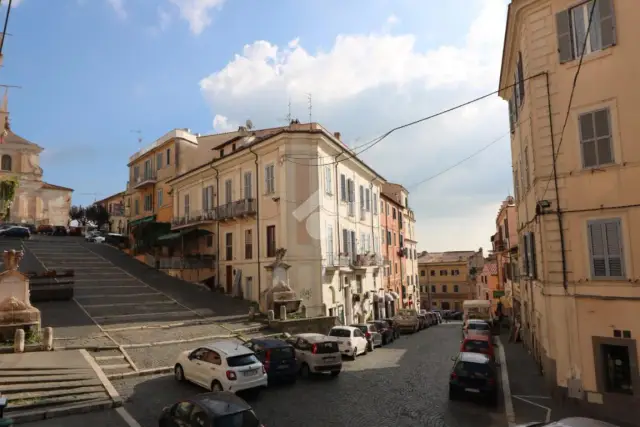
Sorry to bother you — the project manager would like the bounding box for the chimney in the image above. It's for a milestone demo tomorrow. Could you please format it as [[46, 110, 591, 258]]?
[[334, 132, 341, 140], [238, 126, 248, 135]]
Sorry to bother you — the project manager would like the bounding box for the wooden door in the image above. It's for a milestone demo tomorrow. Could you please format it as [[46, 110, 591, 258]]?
[[226, 265, 233, 294]]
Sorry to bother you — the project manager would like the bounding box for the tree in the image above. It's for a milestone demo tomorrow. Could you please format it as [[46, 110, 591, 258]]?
[[0, 177, 19, 221], [86, 204, 110, 230], [69, 205, 86, 225]]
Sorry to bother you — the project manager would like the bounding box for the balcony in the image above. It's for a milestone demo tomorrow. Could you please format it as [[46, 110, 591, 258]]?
[[145, 254, 216, 270], [351, 253, 383, 269], [171, 209, 217, 230], [323, 252, 350, 269], [132, 172, 157, 189], [218, 199, 257, 221]]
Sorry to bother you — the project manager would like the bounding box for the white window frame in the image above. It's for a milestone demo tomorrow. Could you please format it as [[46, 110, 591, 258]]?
[[264, 164, 275, 195]]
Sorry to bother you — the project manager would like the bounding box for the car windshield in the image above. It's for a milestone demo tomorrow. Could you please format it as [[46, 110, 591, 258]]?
[[268, 346, 294, 359], [215, 409, 261, 427], [226, 354, 259, 367], [468, 322, 490, 330], [329, 329, 351, 338], [455, 361, 492, 379], [464, 340, 490, 352], [353, 325, 368, 334]]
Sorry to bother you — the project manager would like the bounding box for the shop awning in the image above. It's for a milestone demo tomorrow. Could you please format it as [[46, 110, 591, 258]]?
[[185, 228, 213, 238], [129, 215, 156, 227], [157, 232, 182, 242], [156, 228, 213, 244]]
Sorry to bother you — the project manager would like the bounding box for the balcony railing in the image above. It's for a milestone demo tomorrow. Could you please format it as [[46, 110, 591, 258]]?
[[147, 254, 216, 270], [351, 253, 383, 268], [324, 252, 350, 268], [171, 209, 217, 229], [133, 172, 158, 189], [218, 199, 257, 220]]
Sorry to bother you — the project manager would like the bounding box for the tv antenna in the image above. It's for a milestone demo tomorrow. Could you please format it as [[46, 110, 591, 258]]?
[[130, 129, 143, 144], [245, 119, 253, 130]]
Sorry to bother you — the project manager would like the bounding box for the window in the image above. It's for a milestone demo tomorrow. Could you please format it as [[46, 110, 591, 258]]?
[[524, 146, 531, 190], [1, 154, 11, 171], [202, 185, 214, 211], [454, 285, 459, 293], [392, 208, 396, 219], [386, 230, 391, 245], [587, 218, 624, 278], [224, 179, 233, 204], [515, 51, 525, 107], [579, 108, 613, 168], [359, 185, 365, 212], [327, 224, 334, 258], [144, 159, 153, 179], [522, 232, 538, 279], [556, 0, 616, 64], [420, 270, 425, 277], [264, 164, 275, 194], [144, 194, 152, 211], [166, 148, 171, 165], [157, 189, 163, 208], [225, 233, 233, 260], [133, 165, 140, 182], [365, 188, 371, 212], [244, 229, 252, 259], [266, 225, 276, 257], [373, 193, 378, 214], [452, 269, 460, 276], [156, 152, 162, 170], [430, 270, 435, 277], [206, 235, 213, 248], [440, 270, 448, 276], [325, 165, 332, 195], [431, 285, 436, 293], [134, 199, 139, 215], [347, 179, 355, 216], [243, 172, 252, 199], [601, 344, 632, 395], [340, 174, 346, 201], [442, 285, 448, 293], [183, 194, 190, 217]]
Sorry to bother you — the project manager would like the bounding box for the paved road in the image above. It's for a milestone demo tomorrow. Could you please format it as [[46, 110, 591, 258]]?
[[113, 323, 508, 427]]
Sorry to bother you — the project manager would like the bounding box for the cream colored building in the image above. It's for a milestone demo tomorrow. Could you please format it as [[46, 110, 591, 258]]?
[[96, 191, 126, 234], [0, 107, 73, 226], [500, 0, 638, 422], [168, 122, 387, 322]]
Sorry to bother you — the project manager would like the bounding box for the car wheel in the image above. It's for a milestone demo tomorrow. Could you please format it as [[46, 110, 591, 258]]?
[[448, 388, 457, 401], [174, 364, 184, 382], [300, 363, 311, 378], [330, 370, 340, 377], [352, 348, 358, 360], [367, 341, 373, 352], [211, 380, 223, 392]]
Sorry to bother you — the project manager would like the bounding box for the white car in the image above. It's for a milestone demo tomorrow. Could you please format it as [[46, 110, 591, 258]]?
[[85, 231, 105, 243], [174, 340, 267, 393], [328, 326, 369, 359]]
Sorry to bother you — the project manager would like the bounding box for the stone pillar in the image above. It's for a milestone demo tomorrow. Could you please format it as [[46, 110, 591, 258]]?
[[300, 305, 307, 318], [344, 286, 353, 325], [248, 306, 256, 321], [13, 329, 24, 353], [42, 327, 53, 351], [279, 304, 287, 321], [267, 310, 275, 322]]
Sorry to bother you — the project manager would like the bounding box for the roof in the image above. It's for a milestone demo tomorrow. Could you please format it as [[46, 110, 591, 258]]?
[[2, 130, 43, 150], [380, 182, 407, 205], [190, 392, 252, 416], [417, 251, 477, 264], [458, 351, 491, 364], [204, 340, 252, 356], [248, 338, 291, 348], [41, 182, 74, 192], [295, 333, 335, 342], [482, 263, 498, 276], [95, 191, 125, 205]]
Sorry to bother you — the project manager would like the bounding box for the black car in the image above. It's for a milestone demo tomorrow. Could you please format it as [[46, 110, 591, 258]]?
[[243, 338, 297, 384], [0, 226, 30, 239], [382, 318, 400, 339], [52, 226, 68, 236], [449, 352, 498, 406], [370, 320, 395, 344], [159, 392, 262, 427]]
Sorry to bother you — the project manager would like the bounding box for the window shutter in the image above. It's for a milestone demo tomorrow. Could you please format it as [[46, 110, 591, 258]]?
[[530, 232, 537, 279], [202, 187, 207, 210], [359, 185, 364, 208], [350, 231, 356, 256], [594, 109, 613, 165], [517, 52, 525, 105], [598, 0, 616, 49], [588, 221, 607, 277], [556, 9, 575, 63], [604, 220, 624, 277], [342, 229, 348, 254], [508, 98, 515, 134], [365, 188, 370, 211], [340, 174, 346, 201], [373, 193, 378, 214], [522, 234, 530, 276], [590, 219, 625, 278]]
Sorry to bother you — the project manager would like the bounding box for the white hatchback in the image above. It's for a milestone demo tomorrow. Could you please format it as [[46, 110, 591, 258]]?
[[328, 326, 369, 359], [174, 340, 267, 393]]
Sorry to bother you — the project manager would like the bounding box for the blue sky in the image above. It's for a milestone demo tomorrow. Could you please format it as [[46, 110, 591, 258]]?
[[3, 0, 511, 251]]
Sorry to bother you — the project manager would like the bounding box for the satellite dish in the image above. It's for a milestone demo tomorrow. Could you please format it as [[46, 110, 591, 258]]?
[[246, 119, 254, 130]]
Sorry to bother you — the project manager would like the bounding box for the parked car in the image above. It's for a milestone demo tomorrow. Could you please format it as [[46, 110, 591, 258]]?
[[370, 320, 395, 345], [394, 308, 420, 333], [460, 333, 495, 360], [383, 318, 400, 339], [449, 351, 498, 406], [174, 341, 267, 393], [432, 311, 443, 324], [463, 319, 492, 339], [351, 323, 382, 351], [36, 224, 54, 235], [428, 312, 439, 326], [329, 326, 369, 359], [159, 391, 263, 427], [285, 333, 342, 377], [243, 338, 297, 384], [0, 226, 30, 239], [85, 230, 105, 243], [515, 417, 620, 427], [417, 314, 428, 330], [52, 226, 68, 236]]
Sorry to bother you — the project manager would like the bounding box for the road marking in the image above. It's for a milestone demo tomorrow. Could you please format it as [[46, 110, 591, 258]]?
[[82, 301, 176, 308], [496, 336, 516, 427], [74, 292, 163, 299], [513, 395, 551, 399], [74, 285, 149, 289], [116, 407, 143, 427], [513, 395, 552, 422], [91, 310, 193, 320]]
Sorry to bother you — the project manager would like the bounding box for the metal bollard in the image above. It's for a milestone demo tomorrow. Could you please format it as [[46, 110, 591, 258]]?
[[279, 305, 287, 321]]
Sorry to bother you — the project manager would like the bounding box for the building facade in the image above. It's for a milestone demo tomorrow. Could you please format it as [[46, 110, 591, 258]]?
[[500, 0, 639, 422], [418, 250, 484, 311], [476, 262, 499, 312], [379, 192, 403, 312], [168, 123, 387, 323], [96, 191, 126, 234], [491, 197, 518, 316]]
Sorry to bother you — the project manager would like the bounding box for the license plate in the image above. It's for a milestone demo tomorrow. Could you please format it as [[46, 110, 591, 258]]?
[[465, 388, 480, 393], [244, 369, 258, 377], [323, 357, 335, 362], [277, 364, 289, 370]]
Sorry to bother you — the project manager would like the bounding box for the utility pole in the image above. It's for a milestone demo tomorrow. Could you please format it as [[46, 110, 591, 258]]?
[[0, 0, 13, 56]]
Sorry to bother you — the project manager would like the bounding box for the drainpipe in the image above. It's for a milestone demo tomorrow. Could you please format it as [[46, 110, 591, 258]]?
[[209, 163, 220, 290], [333, 153, 343, 318], [249, 147, 261, 297]]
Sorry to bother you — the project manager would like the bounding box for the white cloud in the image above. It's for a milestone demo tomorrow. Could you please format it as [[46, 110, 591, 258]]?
[[158, 7, 172, 31], [386, 14, 399, 26], [199, 0, 511, 251], [212, 114, 237, 133], [106, 0, 126, 20], [169, 0, 226, 35]]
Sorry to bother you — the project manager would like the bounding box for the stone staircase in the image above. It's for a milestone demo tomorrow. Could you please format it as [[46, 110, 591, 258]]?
[[89, 348, 136, 377]]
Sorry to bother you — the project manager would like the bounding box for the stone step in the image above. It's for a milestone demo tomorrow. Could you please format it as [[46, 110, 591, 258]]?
[[5, 392, 109, 413], [3, 385, 106, 401], [1, 379, 102, 393], [0, 374, 96, 385], [0, 368, 95, 377]]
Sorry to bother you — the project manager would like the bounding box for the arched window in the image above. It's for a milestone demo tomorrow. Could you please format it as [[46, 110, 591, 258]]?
[[1, 155, 11, 171]]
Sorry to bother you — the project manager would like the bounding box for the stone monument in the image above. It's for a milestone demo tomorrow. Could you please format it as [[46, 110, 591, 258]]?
[[259, 248, 301, 317], [0, 250, 41, 342]]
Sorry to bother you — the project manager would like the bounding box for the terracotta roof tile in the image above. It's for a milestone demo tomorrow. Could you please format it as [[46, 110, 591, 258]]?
[[41, 182, 74, 192], [417, 251, 478, 264]]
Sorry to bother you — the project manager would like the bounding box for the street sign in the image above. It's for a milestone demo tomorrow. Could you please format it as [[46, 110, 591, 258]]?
[[493, 290, 505, 298]]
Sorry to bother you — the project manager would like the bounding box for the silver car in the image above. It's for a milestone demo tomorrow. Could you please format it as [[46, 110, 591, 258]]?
[[351, 323, 382, 351], [286, 333, 342, 377]]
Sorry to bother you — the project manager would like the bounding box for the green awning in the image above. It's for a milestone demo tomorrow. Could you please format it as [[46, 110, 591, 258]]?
[[129, 215, 156, 227], [156, 228, 212, 244], [185, 228, 213, 238], [157, 232, 182, 242]]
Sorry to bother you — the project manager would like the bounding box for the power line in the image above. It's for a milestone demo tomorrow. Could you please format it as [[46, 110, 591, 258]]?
[[406, 132, 510, 190], [539, 2, 596, 202], [285, 71, 544, 167]]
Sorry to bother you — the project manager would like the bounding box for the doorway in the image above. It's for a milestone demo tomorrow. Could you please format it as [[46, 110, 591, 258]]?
[[225, 265, 233, 294], [602, 344, 633, 395], [441, 301, 451, 310]]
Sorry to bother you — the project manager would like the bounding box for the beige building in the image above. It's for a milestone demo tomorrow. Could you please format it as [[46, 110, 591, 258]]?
[[500, 0, 638, 422], [168, 122, 387, 322], [0, 105, 73, 226], [417, 250, 484, 310], [96, 191, 126, 234]]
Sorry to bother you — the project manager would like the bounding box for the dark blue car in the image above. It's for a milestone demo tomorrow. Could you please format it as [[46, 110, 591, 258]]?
[[243, 338, 297, 385]]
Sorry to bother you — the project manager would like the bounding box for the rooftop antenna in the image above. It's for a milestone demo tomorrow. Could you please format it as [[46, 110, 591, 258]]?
[[306, 93, 312, 128], [245, 119, 253, 130], [130, 129, 143, 144]]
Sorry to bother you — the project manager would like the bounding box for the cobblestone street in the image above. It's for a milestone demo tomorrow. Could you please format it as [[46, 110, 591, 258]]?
[[113, 323, 508, 427]]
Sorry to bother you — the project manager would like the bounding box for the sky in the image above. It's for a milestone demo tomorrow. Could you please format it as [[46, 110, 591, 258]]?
[[2, 0, 513, 253]]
